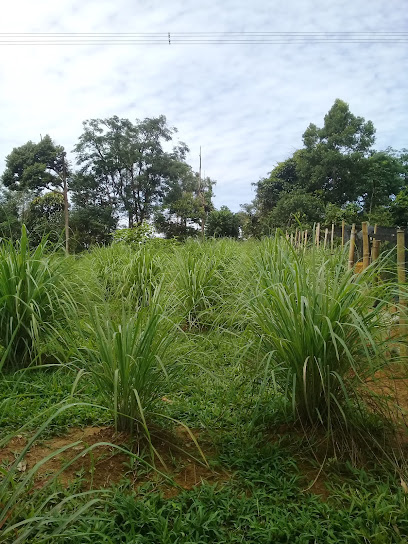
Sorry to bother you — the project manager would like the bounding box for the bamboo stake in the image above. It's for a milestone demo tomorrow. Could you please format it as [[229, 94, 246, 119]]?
[[341, 220, 345, 248], [295, 228, 298, 248], [397, 228, 407, 357], [348, 223, 356, 270], [304, 230, 308, 248], [362, 222, 370, 269], [371, 239, 380, 262], [331, 223, 335, 251], [316, 223, 320, 247], [371, 224, 378, 262], [323, 228, 328, 249], [290, 233, 294, 246]]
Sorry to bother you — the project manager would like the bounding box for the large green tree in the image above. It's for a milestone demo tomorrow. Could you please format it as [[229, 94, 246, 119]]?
[[155, 167, 215, 239], [74, 115, 189, 227], [297, 99, 376, 205], [2, 135, 66, 193], [206, 206, 240, 238], [25, 192, 64, 246], [1, 135, 69, 250], [245, 99, 408, 233]]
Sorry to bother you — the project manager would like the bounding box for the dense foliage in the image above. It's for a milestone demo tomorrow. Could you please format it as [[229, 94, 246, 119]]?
[[1, 99, 406, 248], [245, 99, 408, 235]]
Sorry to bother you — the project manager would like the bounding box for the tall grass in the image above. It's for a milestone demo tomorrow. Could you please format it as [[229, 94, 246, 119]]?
[[0, 227, 69, 369], [80, 243, 161, 313], [74, 306, 176, 435], [248, 236, 397, 438], [167, 240, 239, 329]]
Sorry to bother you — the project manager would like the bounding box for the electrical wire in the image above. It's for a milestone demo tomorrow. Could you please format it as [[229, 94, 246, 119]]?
[[0, 31, 407, 45]]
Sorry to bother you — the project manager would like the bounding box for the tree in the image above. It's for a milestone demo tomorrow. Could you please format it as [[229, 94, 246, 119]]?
[[359, 150, 404, 217], [297, 99, 375, 205], [156, 166, 215, 239], [68, 172, 118, 250], [1, 135, 69, 251], [0, 190, 21, 240], [255, 155, 300, 214], [206, 206, 240, 238], [25, 192, 64, 246], [74, 115, 189, 227], [266, 191, 325, 230]]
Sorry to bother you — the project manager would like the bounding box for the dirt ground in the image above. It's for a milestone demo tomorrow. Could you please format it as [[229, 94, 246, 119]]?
[[0, 425, 229, 497], [2, 366, 408, 501]]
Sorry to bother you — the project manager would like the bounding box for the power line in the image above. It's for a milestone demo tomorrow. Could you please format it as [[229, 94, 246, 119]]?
[[0, 31, 407, 45]]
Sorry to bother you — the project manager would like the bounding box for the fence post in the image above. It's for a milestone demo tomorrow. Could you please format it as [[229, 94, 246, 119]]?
[[371, 224, 379, 262], [341, 220, 345, 248], [331, 223, 335, 251], [362, 221, 370, 269], [304, 230, 308, 248], [348, 223, 356, 270], [324, 228, 328, 249], [316, 223, 320, 247], [397, 228, 407, 357]]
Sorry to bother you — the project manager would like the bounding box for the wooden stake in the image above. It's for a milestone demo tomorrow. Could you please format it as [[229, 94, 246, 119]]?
[[290, 233, 294, 246], [397, 228, 407, 357], [316, 223, 320, 247], [371, 224, 378, 262], [295, 228, 298, 247], [304, 230, 308, 248], [324, 228, 328, 249], [362, 221, 370, 269], [371, 239, 380, 262], [341, 220, 345, 248], [348, 223, 356, 269], [331, 223, 335, 251]]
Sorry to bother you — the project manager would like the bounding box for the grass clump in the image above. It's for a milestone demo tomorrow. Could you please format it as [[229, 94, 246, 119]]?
[[247, 236, 399, 446], [0, 227, 70, 369], [75, 306, 176, 435]]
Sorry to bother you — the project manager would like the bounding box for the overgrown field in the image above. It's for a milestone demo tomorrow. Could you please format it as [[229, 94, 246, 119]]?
[[1, 230, 408, 543]]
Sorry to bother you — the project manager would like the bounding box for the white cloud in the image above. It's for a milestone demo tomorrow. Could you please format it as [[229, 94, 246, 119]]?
[[0, 0, 407, 210]]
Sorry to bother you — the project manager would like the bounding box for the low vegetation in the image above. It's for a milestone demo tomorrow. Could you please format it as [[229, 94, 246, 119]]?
[[0, 229, 407, 542]]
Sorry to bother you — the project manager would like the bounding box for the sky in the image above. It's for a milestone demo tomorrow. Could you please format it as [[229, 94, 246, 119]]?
[[0, 0, 407, 211]]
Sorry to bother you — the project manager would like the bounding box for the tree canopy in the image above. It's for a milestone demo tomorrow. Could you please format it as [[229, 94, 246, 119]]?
[[1, 101, 407, 248], [246, 99, 408, 235]]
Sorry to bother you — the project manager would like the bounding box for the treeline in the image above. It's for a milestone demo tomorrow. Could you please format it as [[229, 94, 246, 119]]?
[[240, 99, 408, 237], [0, 116, 218, 250], [0, 99, 407, 249]]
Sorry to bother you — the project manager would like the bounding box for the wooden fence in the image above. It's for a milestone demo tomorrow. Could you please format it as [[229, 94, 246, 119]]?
[[285, 221, 407, 354]]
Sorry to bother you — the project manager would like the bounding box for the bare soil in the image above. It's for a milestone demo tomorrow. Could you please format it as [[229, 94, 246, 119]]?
[[0, 425, 229, 497]]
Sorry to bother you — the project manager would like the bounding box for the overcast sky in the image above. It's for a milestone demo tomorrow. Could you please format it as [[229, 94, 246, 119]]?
[[0, 0, 407, 211]]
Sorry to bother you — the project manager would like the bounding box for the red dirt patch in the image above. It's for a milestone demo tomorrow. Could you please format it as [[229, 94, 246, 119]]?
[[0, 426, 230, 495]]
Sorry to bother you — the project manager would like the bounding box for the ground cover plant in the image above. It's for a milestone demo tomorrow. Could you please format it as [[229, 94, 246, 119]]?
[[0, 229, 407, 542]]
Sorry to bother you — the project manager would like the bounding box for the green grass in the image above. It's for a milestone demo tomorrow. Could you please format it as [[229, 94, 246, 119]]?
[[0, 227, 73, 369], [0, 234, 407, 542]]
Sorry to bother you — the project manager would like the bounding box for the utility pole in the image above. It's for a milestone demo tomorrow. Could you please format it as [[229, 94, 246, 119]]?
[[62, 152, 69, 254], [198, 146, 206, 237]]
